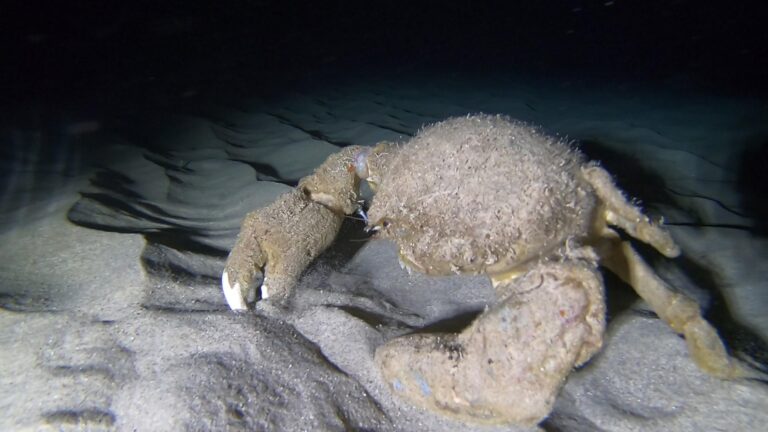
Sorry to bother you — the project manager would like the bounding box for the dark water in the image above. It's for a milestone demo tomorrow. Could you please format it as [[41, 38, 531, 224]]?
[[2, 2, 765, 196], [5, 1, 767, 102]]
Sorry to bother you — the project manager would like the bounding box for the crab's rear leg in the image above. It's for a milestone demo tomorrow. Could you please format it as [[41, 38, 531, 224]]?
[[582, 164, 745, 378], [222, 146, 365, 310], [376, 259, 606, 425], [610, 238, 744, 378]]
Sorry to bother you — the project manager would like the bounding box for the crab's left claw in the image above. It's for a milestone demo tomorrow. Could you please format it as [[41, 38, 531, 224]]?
[[222, 209, 269, 311], [221, 189, 346, 309], [222, 146, 369, 311], [221, 269, 255, 311]]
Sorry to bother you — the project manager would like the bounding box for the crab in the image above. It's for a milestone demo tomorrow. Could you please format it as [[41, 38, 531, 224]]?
[[221, 114, 744, 425]]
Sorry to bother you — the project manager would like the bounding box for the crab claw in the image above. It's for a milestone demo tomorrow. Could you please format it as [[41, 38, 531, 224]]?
[[221, 264, 264, 311], [222, 270, 249, 311], [221, 146, 368, 311]]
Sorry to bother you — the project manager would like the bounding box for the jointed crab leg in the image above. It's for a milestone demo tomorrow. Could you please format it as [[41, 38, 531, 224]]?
[[377, 258, 607, 426], [581, 164, 680, 258], [583, 164, 744, 378], [603, 237, 744, 378]]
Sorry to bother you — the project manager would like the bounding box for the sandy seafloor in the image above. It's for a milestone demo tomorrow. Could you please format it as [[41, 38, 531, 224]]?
[[1, 73, 768, 432]]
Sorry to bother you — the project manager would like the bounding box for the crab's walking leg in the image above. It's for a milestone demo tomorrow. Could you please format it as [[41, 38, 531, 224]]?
[[583, 164, 745, 378], [581, 164, 680, 258], [222, 146, 364, 310], [602, 236, 745, 378], [376, 259, 605, 425]]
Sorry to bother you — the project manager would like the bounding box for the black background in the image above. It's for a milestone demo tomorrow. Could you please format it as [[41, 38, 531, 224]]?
[[3, 0, 767, 106]]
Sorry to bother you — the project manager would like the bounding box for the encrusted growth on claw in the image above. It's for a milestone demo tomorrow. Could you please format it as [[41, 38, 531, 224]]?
[[298, 146, 365, 215], [221, 146, 365, 310], [221, 142, 401, 311]]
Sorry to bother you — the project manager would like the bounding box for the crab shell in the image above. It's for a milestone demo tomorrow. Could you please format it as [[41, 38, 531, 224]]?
[[364, 115, 597, 277]]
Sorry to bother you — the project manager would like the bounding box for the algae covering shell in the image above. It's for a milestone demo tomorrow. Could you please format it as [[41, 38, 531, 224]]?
[[366, 115, 597, 276]]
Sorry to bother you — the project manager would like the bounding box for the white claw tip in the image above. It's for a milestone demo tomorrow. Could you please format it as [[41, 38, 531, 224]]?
[[261, 283, 270, 299], [222, 271, 248, 311]]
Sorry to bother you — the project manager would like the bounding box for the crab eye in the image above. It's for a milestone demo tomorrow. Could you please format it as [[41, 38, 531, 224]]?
[[354, 147, 372, 179]]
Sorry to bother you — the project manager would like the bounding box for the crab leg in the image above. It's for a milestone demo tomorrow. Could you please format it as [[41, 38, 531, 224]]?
[[583, 163, 745, 378], [602, 236, 745, 378], [376, 259, 606, 425], [581, 164, 680, 258]]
